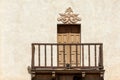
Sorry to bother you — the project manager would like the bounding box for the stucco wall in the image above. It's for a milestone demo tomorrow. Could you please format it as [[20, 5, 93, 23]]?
[[0, 0, 120, 80]]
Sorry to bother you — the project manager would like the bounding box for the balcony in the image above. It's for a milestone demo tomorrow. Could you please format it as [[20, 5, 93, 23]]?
[[30, 43, 103, 71]]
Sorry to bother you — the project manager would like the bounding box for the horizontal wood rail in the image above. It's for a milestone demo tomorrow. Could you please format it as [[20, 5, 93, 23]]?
[[31, 43, 103, 70]]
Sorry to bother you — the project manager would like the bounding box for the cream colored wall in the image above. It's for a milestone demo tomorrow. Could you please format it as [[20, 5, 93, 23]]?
[[0, 0, 120, 80]]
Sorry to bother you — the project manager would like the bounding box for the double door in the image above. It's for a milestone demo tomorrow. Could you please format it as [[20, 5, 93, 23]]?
[[57, 25, 81, 66]]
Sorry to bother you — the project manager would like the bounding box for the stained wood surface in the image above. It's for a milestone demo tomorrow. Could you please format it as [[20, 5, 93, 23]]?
[[57, 25, 81, 67]]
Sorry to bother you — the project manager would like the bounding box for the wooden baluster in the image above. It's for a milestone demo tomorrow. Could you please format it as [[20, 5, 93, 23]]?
[[32, 44, 35, 68], [45, 45, 46, 67], [76, 44, 78, 67], [82, 45, 84, 67], [102, 44, 103, 67], [101, 44, 103, 68], [95, 45, 97, 66], [70, 44, 71, 67], [38, 45, 40, 66], [100, 44, 103, 69], [51, 45, 53, 67], [99, 45, 101, 67], [88, 45, 90, 66], [57, 45, 59, 67], [80, 44, 81, 66], [63, 45, 65, 67]]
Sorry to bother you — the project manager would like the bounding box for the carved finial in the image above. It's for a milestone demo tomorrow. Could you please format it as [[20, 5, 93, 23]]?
[[57, 7, 81, 24]]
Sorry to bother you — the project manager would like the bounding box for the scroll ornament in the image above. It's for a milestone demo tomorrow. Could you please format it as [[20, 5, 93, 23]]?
[[57, 7, 81, 24]]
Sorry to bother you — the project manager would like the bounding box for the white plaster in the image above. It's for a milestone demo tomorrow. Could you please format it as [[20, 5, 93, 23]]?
[[0, 0, 120, 80]]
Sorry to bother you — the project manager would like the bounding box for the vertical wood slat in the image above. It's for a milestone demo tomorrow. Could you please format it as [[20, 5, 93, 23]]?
[[51, 45, 53, 67], [45, 45, 47, 67], [38, 45, 40, 66], [80, 45, 81, 66], [82, 45, 84, 67], [101, 44, 103, 67], [99, 46, 101, 66], [99, 44, 103, 69], [63, 45, 65, 67], [95, 45, 97, 66], [76, 44, 78, 67], [32, 44, 35, 68], [88, 45, 90, 66], [57, 45, 59, 67], [70, 44, 71, 66]]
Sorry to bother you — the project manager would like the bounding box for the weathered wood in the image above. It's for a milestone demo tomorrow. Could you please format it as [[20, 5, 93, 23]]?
[[70, 45, 72, 66], [31, 43, 103, 69], [100, 44, 103, 69], [88, 45, 90, 66], [95, 45, 97, 66], [32, 43, 103, 45], [38, 45, 40, 66], [76, 45, 78, 67], [51, 45, 53, 67], [57, 45, 59, 67], [63, 45, 65, 67], [101, 44, 103, 67], [32, 44, 35, 68], [45, 45, 46, 67], [82, 45, 84, 67]]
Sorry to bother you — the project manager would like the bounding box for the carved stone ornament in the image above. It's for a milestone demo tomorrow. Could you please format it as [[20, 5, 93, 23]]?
[[57, 7, 81, 24]]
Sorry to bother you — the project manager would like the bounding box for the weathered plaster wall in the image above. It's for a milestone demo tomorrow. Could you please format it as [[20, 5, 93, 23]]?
[[0, 0, 120, 80]]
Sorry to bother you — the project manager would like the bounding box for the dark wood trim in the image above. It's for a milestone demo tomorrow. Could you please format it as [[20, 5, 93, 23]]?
[[63, 45, 65, 67], [57, 45, 59, 67], [70, 45, 72, 66], [100, 44, 103, 69], [31, 68, 105, 73], [32, 44, 35, 68], [32, 43, 103, 45], [33, 66, 103, 69], [95, 45, 97, 66], [45, 45, 47, 67], [57, 24, 81, 26], [88, 45, 90, 66], [82, 45, 84, 67], [38, 45, 40, 66], [51, 45, 53, 67], [76, 45, 78, 67]]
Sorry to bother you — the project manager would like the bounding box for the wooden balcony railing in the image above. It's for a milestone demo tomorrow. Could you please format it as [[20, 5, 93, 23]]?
[[31, 43, 103, 70]]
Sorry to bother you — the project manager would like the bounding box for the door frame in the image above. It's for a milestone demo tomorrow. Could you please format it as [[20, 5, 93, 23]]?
[[57, 24, 81, 66]]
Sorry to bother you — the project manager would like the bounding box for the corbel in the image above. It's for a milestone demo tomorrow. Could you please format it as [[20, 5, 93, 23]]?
[[52, 71, 56, 80], [100, 72, 104, 80], [27, 66, 31, 74], [31, 71, 35, 78], [82, 72, 86, 80]]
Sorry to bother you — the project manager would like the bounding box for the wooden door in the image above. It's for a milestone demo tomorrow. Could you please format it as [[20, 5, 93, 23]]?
[[57, 25, 81, 67]]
